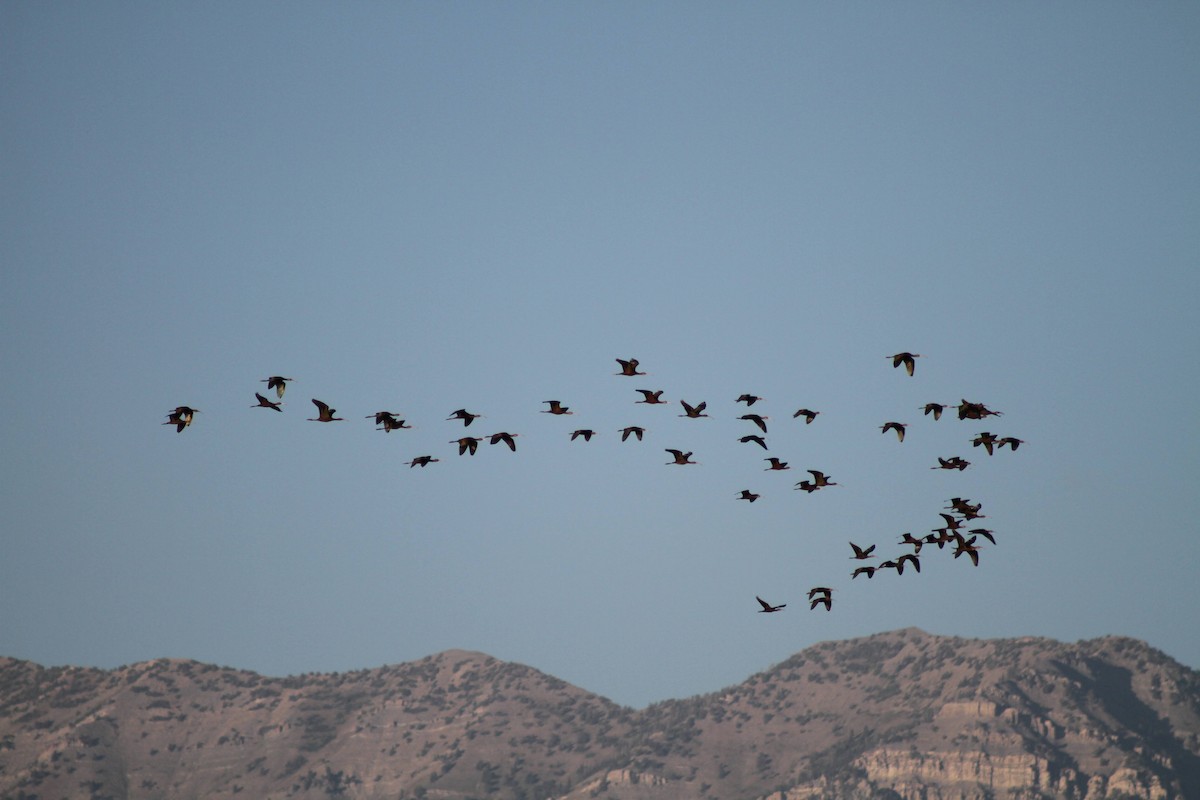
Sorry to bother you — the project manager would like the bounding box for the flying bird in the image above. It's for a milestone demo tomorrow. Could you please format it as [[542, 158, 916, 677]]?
[[308, 399, 342, 422], [542, 400, 573, 415], [793, 408, 819, 424], [764, 457, 790, 471], [261, 376, 292, 398], [921, 402, 949, 420], [852, 566, 877, 579], [894, 553, 921, 574], [849, 542, 877, 560], [447, 409, 483, 426], [756, 596, 786, 613], [615, 358, 646, 376], [679, 400, 708, 418], [737, 490, 760, 503], [451, 436, 481, 456], [973, 432, 999, 455], [635, 389, 666, 404], [932, 456, 970, 471], [570, 429, 597, 441], [957, 399, 1003, 420], [880, 421, 907, 441], [252, 393, 283, 412], [794, 480, 819, 493], [740, 414, 769, 433], [378, 416, 413, 432], [808, 588, 832, 611], [665, 448, 697, 465], [163, 406, 198, 432], [899, 533, 925, 553], [488, 432, 519, 451], [807, 470, 836, 487], [739, 434, 768, 450], [736, 394, 764, 406], [889, 352, 921, 376], [619, 426, 646, 442], [367, 411, 400, 426], [997, 436, 1025, 451], [406, 455, 439, 468]]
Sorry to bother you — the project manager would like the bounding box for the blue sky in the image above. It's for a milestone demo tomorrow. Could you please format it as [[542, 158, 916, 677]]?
[[2, 3, 1198, 709]]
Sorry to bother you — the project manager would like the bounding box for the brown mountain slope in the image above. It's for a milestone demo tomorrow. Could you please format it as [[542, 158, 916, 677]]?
[[2, 630, 1198, 800]]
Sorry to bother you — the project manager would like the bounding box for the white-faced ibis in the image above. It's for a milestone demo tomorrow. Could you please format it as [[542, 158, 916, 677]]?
[[406, 455, 439, 468], [794, 480, 819, 493], [737, 394, 764, 406], [367, 411, 400, 426], [973, 432, 999, 455], [946, 497, 983, 517], [163, 407, 197, 432], [849, 542, 876, 560], [889, 352, 921, 376], [619, 426, 646, 442], [379, 416, 413, 432], [807, 470, 836, 487], [808, 588, 832, 611], [488, 432, 519, 451], [954, 537, 981, 566], [997, 436, 1024, 451], [895, 553, 921, 574], [968, 528, 997, 545], [635, 389, 666, 404], [261, 376, 292, 398], [451, 436, 481, 455], [665, 448, 697, 465], [899, 533, 924, 553], [793, 408, 819, 424], [570, 429, 597, 441], [737, 489, 760, 503], [253, 393, 283, 412], [932, 456, 970, 471], [756, 596, 786, 613], [616, 358, 646, 376], [740, 414, 768, 433], [764, 457, 790, 471], [880, 421, 906, 441], [957, 399, 1003, 420], [739, 434, 768, 450], [448, 408, 483, 426], [679, 400, 708, 418], [308, 399, 342, 422], [543, 400, 573, 415], [922, 402, 948, 420], [852, 566, 877, 579]]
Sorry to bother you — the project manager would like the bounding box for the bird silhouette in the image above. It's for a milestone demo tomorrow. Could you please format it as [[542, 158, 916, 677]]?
[[756, 596, 786, 613], [957, 399, 1003, 420], [307, 399, 342, 422], [261, 376, 292, 398], [740, 414, 769, 433], [619, 426, 646, 442], [849, 542, 877, 560], [378, 416, 413, 432], [894, 553, 921, 574], [889, 352, 921, 376], [794, 480, 819, 493], [542, 400, 573, 415], [665, 448, 697, 465], [764, 457, 790, 471], [973, 432, 999, 455], [736, 394, 764, 406], [997, 436, 1024, 451], [367, 411, 400, 426], [899, 533, 925, 553], [253, 393, 283, 412], [488, 432, 519, 451], [570, 429, 597, 441], [932, 456, 970, 471], [739, 434, 768, 450], [921, 402, 948, 420], [406, 455, 439, 468], [679, 400, 708, 418], [447, 409, 483, 426], [163, 407, 197, 432], [615, 358, 646, 376], [807, 470, 836, 488], [737, 490, 760, 503], [793, 408, 820, 424], [954, 537, 982, 566], [880, 421, 907, 441], [852, 566, 877, 579], [808, 588, 832, 611], [635, 389, 666, 404], [968, 528, 997, 545], [451, 436, 481, 455]]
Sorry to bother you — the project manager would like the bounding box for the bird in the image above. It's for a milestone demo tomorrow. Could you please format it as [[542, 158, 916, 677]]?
[[252, 392, 283, 412], [899, 533, 925, 553], [635, 389, 666, 404], [406, 455, 439, 468], [756, 596, 786, 613], [889, 352, 921, 376], [570, 429, 597, 441], [793, 408, 820, 424], [921, 402, 948, 420], [488, 432, 519, 451], [932, 456, 970, 471], [957, 399, 1003, 420], [932, 513, 964, 536], [737, 490, 760, 503], [542, 400, 573, 415], [946, 497, 983, 517], [736, 394, 764, 406], [307, 399, 342, 422], [973, 432, 999, 455], [261, 376, 292, 398], [615, 358, 646, 377], [852, 566, 877, 580], [954, 537, 982, 566], [764, 457, 790, 471], [447, 409, 483, 426], [894, 553, 921, 575], [997, 436, 1025, 451], [968, 528, 997, 545], [378, 416, 413, 432], [679, 400, 708, 418], [665, 449, 697, 465], [807, 470, 837, 488], [163, 407, 197, 432], [849, 542, 877, 560], [451, 436, 481, 455], [880, 421, 907, 441], [794, 480, 820, 493], [739, 434, 768, 450], [619, 426, 646, 442], [808, 588, 832, 611], [367, 411, 400, 426], [740, 414, 769, 433]]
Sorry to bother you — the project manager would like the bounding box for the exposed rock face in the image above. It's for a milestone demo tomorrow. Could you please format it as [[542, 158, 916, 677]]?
[[2, 629, 1197, 799]]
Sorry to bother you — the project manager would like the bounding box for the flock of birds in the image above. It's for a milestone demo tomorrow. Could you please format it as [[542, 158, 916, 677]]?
[[165, 353, 1023, 616]]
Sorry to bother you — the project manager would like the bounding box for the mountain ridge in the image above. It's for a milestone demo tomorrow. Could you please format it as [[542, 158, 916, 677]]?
[[3, 628, 1198, 799]]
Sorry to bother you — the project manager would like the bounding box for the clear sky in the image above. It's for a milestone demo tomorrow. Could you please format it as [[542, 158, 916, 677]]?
[[2, 3, 1198, 709]]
